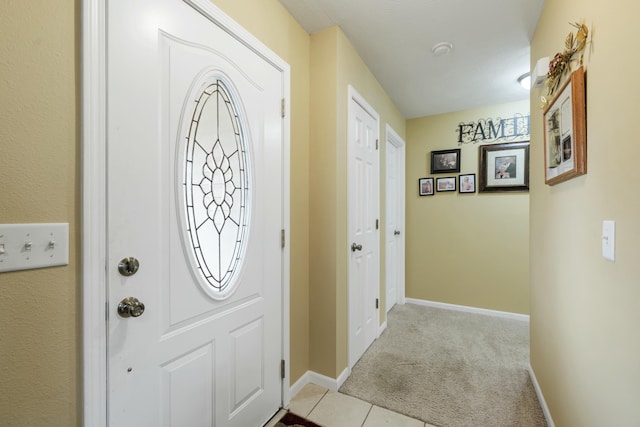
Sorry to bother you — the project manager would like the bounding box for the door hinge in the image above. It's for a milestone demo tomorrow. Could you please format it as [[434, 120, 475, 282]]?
[[375, 219, 379, 230], [281, 229, 285, 249], [281, 98, 285, 118], [376, 298, 379, 309], [376, 139, 379, 150], [281, 360, 286, 379]]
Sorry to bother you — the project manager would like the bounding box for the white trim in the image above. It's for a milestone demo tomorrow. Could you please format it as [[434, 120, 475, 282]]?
[[528, 365, 555, 427], [290, 368, 352, 396], [347, 85, 381, 370], [405, 298, 530, 322], [378, 320, 387, 337], [280, 37, 292, 411], [289, 371, 312, 398], [82, 0, 291, 422], [384, 124, 406, 310], [82, 0, 107, 425]]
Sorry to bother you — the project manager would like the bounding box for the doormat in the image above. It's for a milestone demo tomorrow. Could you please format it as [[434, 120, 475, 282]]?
[[274, 411, 322, 427]]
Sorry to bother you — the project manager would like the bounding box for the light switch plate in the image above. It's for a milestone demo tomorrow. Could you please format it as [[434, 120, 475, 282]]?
[[602, 220, 615, 261], [0, 223, 69, 273]]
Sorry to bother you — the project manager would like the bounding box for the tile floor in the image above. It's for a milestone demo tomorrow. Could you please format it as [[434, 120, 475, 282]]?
[[265, 383, 436, 427]]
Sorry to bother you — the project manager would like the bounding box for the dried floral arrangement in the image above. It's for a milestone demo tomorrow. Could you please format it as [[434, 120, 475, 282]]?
[[542, 22, 589, 104]]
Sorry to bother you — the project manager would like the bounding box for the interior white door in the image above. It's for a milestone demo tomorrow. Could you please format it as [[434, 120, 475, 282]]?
[[385, 142, 399, 310], [385, 127, 405, 312], [348, 88, 380, 368], [107, 1, 284, 426]]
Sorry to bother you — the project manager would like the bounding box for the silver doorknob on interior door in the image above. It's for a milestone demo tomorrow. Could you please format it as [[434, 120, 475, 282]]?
[[394, 230, 401, 235], [351, 243, 363, 252], [117, 297, 145, 318]]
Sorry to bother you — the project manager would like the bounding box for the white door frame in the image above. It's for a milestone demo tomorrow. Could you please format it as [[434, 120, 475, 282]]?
[[347, 85, 380, 368], [81, 1, 291, 424], [385, 124, 406, 309]]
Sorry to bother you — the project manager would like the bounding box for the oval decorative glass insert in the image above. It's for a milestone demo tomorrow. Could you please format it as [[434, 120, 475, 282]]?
[[182, 78, 250, 298]]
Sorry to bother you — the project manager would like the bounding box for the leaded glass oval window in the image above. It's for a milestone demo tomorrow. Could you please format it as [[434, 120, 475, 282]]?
[[181, 77, 251, 299]]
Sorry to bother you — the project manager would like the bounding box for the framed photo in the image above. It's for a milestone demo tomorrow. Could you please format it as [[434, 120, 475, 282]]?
[[430, 149, 461, 174], [543, 66, 586, 185], [478, 141, 530, 192], [418, 177, 434, 196], [436, 176, 456, 192], [458, 173, 476, 193]]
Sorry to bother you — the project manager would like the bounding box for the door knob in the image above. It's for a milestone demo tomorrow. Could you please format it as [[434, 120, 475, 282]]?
[[394, 230, 401, 235], [117, 297, 145, 318], [351, 243, 363, 252], [118, 257, 140, 276]]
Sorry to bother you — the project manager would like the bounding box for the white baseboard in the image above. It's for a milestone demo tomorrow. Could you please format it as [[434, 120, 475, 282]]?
[[405, 298, 530, 322], [378, 320, 387, 337], [290, 366, 351, 397], [528, 365, 555, 427]]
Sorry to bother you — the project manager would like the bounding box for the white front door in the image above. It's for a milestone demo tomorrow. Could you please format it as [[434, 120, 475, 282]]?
[[385, 126, 405, 312], [106, 1, 286, 426], [347, 87, 380, 368]]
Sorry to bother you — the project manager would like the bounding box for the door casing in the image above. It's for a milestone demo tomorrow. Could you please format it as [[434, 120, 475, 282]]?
[[81, 1, 291, 424]]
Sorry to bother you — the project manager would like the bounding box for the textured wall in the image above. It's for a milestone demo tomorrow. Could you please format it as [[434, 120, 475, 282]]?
[[308, 26, 406, 378], [530, 0, 640, 425], [0, 0, 79, 425], [406, 100, 530, 314]]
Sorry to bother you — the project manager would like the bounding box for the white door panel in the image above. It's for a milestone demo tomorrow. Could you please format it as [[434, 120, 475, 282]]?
[[385, 126, 406, 312], [386, 143, 398, 309], [107, 1, 284, 425], [348, 88, 380, 368]]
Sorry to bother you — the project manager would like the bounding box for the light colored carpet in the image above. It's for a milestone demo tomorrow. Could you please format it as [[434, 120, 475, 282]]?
[[339, 303, 547, 427]]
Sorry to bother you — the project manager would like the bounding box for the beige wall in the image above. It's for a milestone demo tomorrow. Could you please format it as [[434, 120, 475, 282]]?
[[309, 26, 405, 378], [530, 1, 640, 425], [0, 1, 80, 425], [406, 100, 530, 314]]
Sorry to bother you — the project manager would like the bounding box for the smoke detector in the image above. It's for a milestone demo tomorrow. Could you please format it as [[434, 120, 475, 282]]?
[[431, 42, 453, 57]]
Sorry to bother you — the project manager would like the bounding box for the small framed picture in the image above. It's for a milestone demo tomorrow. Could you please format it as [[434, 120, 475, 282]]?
[[419, 177, 434, 196], [430, 149, 461, 174], [436, 176, 456, 192], [458, 174, 476, 193]]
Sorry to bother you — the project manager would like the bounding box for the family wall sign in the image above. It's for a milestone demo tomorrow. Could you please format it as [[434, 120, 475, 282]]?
[[457, 113, 530, 144]]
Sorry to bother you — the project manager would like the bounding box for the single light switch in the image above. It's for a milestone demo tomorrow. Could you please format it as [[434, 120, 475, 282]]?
[[602, 220, 615, 261]]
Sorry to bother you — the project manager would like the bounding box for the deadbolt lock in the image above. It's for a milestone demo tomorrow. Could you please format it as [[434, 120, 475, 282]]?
[[118, 257, 140, 276]]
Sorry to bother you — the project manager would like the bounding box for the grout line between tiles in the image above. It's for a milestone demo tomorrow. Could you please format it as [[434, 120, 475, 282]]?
[[360, 403, 374, 427], [305, 388, 330, 418]]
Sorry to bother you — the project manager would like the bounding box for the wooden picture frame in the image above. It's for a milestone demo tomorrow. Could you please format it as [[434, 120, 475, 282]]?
[[543, 66, 587, 185], [419, 177, 434, 196], [458, 174, 476, 193], [430, 149, 461, 174], [436, 176, 456, 192], [478, 141, 529, 192]]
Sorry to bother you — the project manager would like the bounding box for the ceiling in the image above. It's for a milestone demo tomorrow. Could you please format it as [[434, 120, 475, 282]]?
[[278, 0, 545, 119]]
